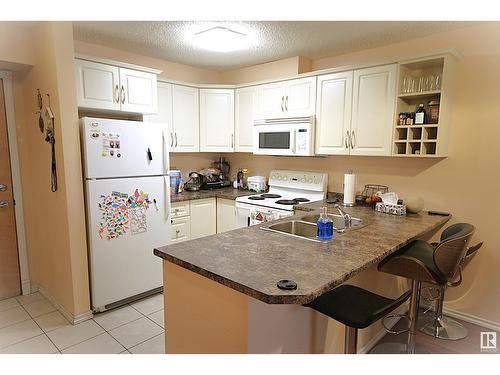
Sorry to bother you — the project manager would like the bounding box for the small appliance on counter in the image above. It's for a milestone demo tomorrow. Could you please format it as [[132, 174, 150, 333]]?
[[247, 175, 267, 193], [184, 172, 203, 191], [200, 157, 232, 190]]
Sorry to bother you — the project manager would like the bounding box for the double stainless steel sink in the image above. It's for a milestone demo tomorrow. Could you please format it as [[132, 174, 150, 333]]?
[[261, 213, 364, 242]]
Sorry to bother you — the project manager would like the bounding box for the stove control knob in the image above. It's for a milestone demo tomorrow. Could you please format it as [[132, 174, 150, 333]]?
[[307, 178, 313, 183], [314, 178, 320, 184], [284, 176, 288, 181], [278, 175, 283, 180], [301, 178, 306, 183]]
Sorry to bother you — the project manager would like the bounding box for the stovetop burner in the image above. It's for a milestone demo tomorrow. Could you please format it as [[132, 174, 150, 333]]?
[[248, 196, 265, 200], [275, 199, 298, 205], [293, 198, 310, 203], [260, 193, 282, 199]]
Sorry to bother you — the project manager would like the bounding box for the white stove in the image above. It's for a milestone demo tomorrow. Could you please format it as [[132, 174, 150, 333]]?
[[235, 170, 328, 227]]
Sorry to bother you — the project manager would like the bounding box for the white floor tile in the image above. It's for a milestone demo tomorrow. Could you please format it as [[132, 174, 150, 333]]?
[[0, 334, 58, 354], [23, 299, 56, 318], [147, 310, 164, 328], [34, 311, 70, 333], [47, 319, 104, 350], [129, 333, 165, 354], [0, 306, 31, 329], [15, 292, 45, 306], [61, 333, 125, 354], [0, 319, 43, 349], [109, 317, 163, 349], [130, 294, 163, 315], [93, 305, 142, 331], [0, 297, 20, 313]]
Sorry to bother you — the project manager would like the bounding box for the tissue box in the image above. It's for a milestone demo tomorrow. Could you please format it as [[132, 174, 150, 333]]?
[[375, 202, 406, 216]]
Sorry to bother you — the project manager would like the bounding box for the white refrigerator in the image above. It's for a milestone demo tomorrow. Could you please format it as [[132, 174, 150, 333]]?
[[80, 117, 171, 312]]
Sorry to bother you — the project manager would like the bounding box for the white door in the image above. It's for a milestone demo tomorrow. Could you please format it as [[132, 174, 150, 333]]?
[[199, 89, 235, 152], [258, 82, 286, 119], [216, 198, 236, 233], [190, 198, 216, 239], [172, 85, 199, 152], [119, 68, 158, 114], [144, 82, 173, 148], [86, 176, 170, 311], [75, 59, 120, 111], [285, 77, 317, 117], [350, 64, 397, 156], [235, 87, 258, 152], [315, 72, 353, 155], [81, 118, 168, 179]]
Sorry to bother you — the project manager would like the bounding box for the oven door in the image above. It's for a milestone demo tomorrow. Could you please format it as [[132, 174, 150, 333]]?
[[235, 202, 293, 228]]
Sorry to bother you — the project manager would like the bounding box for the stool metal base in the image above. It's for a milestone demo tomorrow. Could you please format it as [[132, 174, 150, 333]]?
[[369, 342, 428, 354], [418, 314, 468, 340]]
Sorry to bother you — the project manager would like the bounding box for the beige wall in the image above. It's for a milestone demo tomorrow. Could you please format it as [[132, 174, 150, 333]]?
[[0, 22, 36, 70], [223, 23, 500, 326], [11, 22, 90, 317]]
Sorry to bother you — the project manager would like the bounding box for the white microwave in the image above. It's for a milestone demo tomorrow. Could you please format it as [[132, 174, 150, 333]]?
[[253, 116, 315, 156]]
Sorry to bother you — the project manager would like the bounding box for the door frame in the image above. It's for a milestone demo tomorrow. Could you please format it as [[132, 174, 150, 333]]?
[[0, 71, 30, 296]]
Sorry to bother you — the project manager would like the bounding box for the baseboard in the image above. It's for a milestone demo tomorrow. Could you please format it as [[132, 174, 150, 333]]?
[[37, 286, 93, 325], [443, 306, 500, 332]]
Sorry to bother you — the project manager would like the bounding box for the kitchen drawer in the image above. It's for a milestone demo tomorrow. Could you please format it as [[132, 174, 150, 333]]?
[[171, 217, 191, 243], [171, 201, 190, 218]]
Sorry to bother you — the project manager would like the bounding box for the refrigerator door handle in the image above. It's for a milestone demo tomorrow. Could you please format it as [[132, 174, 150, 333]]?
[[162, 130, 170, 175], [164, 176, 171, 221]]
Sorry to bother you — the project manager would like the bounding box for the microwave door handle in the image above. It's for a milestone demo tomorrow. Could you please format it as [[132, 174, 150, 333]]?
[[291, 130, 297, 154]]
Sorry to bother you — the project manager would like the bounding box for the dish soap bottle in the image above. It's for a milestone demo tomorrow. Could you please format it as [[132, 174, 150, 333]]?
[[317, 207, 333, 240]]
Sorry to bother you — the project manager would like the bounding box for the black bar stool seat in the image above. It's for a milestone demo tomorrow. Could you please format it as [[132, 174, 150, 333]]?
[[304, 285, 411, 353]]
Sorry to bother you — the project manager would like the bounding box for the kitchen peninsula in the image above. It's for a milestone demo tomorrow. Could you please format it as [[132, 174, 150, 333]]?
[[154, 202, 450, 353]]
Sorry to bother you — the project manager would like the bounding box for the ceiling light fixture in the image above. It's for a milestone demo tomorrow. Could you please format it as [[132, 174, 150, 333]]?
[[187, 25, 255, 52]]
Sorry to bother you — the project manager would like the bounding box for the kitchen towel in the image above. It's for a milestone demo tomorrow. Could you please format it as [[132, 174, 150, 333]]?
[[250, 208, 279, 226], [343, 172, 356, 206]]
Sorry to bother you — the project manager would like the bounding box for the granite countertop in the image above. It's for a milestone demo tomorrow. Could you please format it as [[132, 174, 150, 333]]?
[[154, 201, 451, 305], [171, 187, 256, 203]]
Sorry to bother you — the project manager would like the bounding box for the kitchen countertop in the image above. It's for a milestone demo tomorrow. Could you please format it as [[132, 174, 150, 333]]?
[[154, 201, 450, 305], [171, 187, 256, 203]]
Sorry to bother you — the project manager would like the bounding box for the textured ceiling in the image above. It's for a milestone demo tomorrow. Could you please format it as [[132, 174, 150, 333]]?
[[73, 21, 474, 70]]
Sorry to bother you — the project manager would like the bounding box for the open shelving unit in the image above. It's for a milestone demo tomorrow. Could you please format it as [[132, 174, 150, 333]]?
[[392, 55, 457, 157]]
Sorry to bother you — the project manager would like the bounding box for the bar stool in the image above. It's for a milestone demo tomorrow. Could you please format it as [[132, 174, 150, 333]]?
[[377, 222, 475, 353], [419, 227, 483, 340], [304, 285, 411, 354]]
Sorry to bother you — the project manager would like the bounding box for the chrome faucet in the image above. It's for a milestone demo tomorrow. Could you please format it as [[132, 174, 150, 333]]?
[[334, 204, 352, 228]]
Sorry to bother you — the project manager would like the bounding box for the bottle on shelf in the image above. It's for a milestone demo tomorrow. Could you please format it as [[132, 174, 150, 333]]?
[[415, 104, 426, 125]]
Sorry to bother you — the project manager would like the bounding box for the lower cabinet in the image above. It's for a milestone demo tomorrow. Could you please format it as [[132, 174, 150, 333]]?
[[170, 197, 236, 243], [216, 199, 236, 234], [189, 198, 217, 240]]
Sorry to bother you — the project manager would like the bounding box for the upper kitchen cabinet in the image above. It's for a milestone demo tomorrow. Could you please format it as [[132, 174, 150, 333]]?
[[234, 86, 258, 152], [200, 89, 235, 152], [143, 82, 173, 140], [350, 64, 397, 156], [172, 85, 200, 152], [75, 58, 159, 114], [257, 77, 316, 119], [315, 71, 353, 155], [392, 54, 456, 157]]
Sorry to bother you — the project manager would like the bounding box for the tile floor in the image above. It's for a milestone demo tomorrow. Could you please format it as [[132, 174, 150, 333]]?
[[0, 292, 165, 354]]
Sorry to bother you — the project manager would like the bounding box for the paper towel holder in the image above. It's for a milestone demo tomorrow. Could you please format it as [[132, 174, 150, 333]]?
[[343, 171, 356, 207]]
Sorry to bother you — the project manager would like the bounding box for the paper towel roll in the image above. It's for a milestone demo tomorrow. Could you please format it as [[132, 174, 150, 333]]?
[[343, 173, 356, 206]]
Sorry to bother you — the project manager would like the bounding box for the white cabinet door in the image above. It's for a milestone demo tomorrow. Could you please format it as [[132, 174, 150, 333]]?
[[190, 198, 216, 240], [171, 217, 191, 243], [143, 82, 173, 146], [119, 68, 158, 114], [258, 82, 286, 119], [75, 59, 120, 111], [285, 77, 317, 117], [315, 72, 353, 155], [172, 85, 199, 152], [216, 198, 236, 233], [199, 89, 235, 152], [351, 64, 397, 156], [235, 87, 258, 152]]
